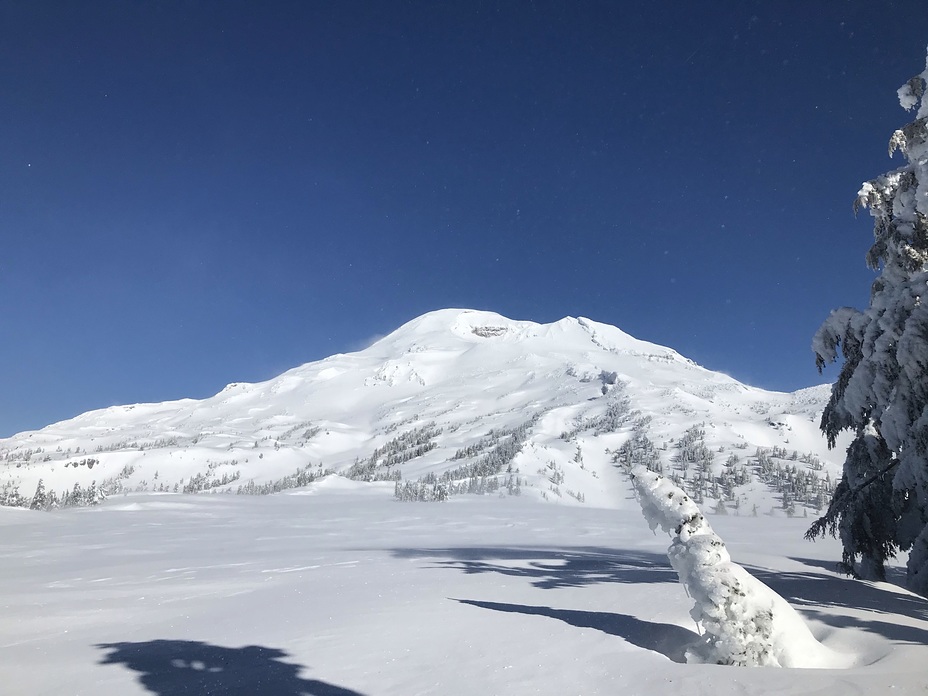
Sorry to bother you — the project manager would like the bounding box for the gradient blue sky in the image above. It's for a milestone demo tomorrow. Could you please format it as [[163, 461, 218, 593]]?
[[3, 1, 928, 437]]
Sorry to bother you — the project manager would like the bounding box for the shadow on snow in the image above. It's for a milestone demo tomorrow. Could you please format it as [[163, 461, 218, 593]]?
[[455, 598, 697, 663], [96, 640, 364, 696], [749, 558, 928, 645], [392, 544, 928, 646], [390, 545, 677, 589]]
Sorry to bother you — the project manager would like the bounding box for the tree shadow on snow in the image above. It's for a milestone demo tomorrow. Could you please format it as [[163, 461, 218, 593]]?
[[96, 640, 365, 696], [391, 545, 677, 589], [455, 598, 697, 663], [746, 560, 928, 644], [788, 555, 910, 587], [393, 545, 928, 646]]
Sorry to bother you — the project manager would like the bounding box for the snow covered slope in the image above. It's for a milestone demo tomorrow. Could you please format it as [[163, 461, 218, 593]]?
[[2, 491, 926, 695], [0, 309, 843, 513]]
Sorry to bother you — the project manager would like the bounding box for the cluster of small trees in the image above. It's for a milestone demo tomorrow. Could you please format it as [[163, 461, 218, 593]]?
[[394, 472, 523, 501], [586, 391, 633, 436], [0, 481, 27, 507], [613, 420, 832, 516], [560, 381, 632, 440], [754, 448, 835, 515], [672, 425, 714, 475], [451, 427, 513, 460], [0, 478, 106, 510], [394, 422, 530, 502], [343, 461, 403, 482], [536, 459, 574, 500], [642, 424, 720, 507], [276, 421, 321, 442], [94, 437, 180, 453], [1, 446, 46, 463], [345, 423, 441, 481], [612, 416, 661, 472], [235, 463, 333, 495], [2, 459, 341, 508], [715, 453, 751, 500], [183, 469, 242, 493], [442, 423, 529, 481], [92, 463, 138, 496]]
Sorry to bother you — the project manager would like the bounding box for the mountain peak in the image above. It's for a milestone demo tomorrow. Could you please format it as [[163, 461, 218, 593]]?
[[365, 309, 682, 361], [365, 308, 532, 350]]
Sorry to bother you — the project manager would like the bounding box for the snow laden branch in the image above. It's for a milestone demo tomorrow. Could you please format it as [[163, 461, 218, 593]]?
[[629, 466, 842, 668]]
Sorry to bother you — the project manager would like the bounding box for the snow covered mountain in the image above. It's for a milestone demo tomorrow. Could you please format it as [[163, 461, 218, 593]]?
[[0, 309, 842, 512], [16, 309, 925, 696]]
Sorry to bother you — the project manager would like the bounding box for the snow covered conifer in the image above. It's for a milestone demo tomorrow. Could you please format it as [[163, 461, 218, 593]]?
[[89, 480, 104, 506], [810, 49, 928, 592], [30, 479, 48, 510]]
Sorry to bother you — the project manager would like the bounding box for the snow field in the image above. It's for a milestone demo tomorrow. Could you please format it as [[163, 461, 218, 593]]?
[[2, 486, 927, 695]]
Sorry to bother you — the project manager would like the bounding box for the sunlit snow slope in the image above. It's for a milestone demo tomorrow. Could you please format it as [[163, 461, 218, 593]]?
[[0, 309, 842, 512]]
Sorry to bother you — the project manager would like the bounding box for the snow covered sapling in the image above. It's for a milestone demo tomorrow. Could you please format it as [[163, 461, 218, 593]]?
[[630, 466, 838, 667], [809, 50, 928, 592]]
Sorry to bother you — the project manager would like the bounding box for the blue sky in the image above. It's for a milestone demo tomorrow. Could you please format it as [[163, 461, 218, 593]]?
[[3, 1, 928, 437]]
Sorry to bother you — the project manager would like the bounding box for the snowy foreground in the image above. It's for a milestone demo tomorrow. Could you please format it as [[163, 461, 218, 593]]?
[[3, 478, 928, 696]]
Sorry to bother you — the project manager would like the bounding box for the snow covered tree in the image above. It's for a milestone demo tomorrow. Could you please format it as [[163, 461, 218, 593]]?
[[809, 50, 928, 592], [88, 480, 104, 505], [631, 466, 839, 667], [30, 479, 48, 510]]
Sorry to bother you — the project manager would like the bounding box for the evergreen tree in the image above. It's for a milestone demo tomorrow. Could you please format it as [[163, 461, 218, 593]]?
[[30, 479, 48, 510], [89, 480, 104, 505], [809, 50, 928, 592]]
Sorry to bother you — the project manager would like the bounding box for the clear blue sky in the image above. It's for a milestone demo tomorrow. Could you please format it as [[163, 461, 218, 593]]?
[[3, 1, 928, 437]]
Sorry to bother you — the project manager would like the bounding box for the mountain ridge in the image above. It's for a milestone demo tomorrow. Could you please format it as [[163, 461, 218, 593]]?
[[0, 309, 842, 512]]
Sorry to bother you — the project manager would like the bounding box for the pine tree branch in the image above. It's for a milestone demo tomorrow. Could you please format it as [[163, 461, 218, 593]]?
[[804, 459, 900, 541]]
